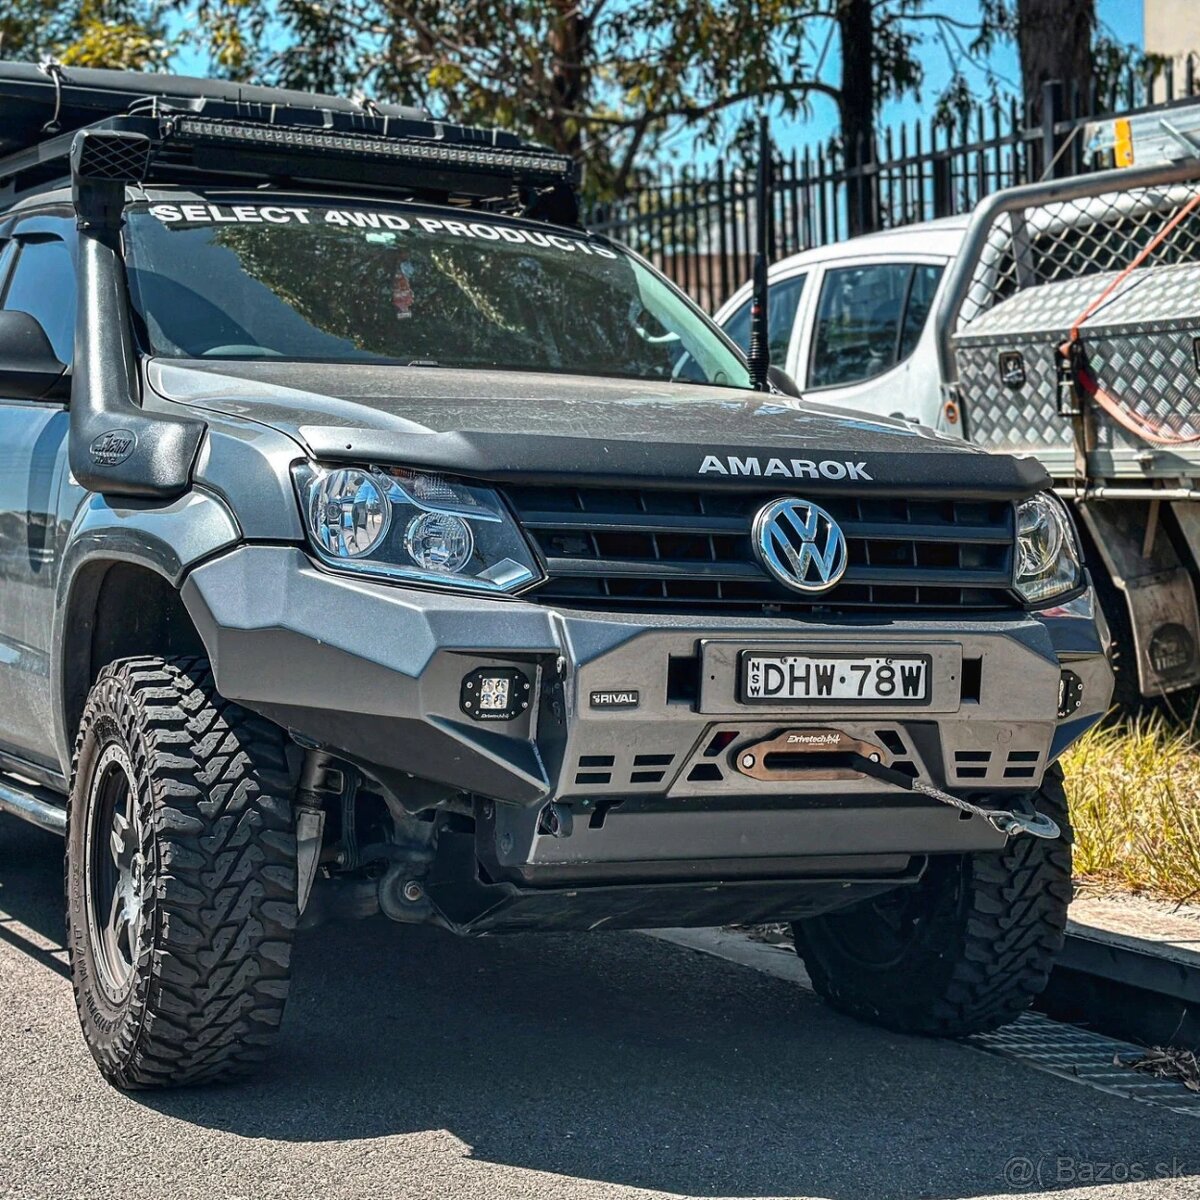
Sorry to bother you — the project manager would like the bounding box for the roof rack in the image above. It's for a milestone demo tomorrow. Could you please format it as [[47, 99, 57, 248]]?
[[0, 61, 580, 223]]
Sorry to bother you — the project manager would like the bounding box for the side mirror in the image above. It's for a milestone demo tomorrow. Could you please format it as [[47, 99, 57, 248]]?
[[768, 364, 802, 398], [0, 310, 69, 400]]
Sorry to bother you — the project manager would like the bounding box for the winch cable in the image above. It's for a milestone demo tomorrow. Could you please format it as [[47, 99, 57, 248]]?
[[848, 754, 1062, 840], [1058, 188, 1200, 446]]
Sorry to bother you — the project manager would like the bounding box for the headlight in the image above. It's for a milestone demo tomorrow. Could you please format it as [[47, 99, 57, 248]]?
[[308, 467, 391, 558], [1014, 492, 1082, 604], [294, 463, 542, 593]]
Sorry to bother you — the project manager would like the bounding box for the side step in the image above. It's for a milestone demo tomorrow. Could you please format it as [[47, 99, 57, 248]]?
[[0, 773, 67, 835]]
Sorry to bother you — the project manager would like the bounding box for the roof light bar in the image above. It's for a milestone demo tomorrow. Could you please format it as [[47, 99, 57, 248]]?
[[171, 117, 575, 181]]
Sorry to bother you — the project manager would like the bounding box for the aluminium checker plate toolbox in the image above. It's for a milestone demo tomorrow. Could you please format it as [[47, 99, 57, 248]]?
[[953, 262, 1200, 459]]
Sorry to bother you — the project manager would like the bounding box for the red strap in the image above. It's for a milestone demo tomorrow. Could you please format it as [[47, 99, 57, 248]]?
[[1074, 359, 1200, 445], [1058, 190, 1200, 446], [1066, 190, 1200, 345]]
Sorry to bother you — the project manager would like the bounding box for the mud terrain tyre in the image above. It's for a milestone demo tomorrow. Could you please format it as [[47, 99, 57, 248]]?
[[66, 656, 297, 1088], [792, 767, 1071, 1037]]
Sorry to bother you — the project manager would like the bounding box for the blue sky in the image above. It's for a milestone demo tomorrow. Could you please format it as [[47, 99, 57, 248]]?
[[168, 0, 1145, 165], [822, 0, 1139, 133], [720, 0, 1145, 161]]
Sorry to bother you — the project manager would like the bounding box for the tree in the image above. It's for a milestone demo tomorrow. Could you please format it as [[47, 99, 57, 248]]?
[[185, 0, 980, 201], [1, 0, 72, 60], [0, 0, 169, 70], [976, 0, 1097, 122], [1015, 0, 1094, 121], [837, 0, 875, 231], [835, 0, 923, 232], [184, 0, 851, 198]]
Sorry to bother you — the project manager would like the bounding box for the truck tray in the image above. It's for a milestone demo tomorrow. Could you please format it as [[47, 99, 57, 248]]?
[[953, 261, 1200, 462]]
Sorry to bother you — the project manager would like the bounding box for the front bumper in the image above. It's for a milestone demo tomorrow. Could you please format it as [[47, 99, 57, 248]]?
[[182, 546, 1112, 886]]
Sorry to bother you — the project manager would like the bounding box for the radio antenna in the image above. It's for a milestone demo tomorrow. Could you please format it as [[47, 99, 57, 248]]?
[[747, 113, 772, 391]]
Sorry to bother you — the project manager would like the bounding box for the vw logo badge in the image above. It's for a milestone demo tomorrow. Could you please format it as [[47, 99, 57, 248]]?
[[753, 498, 848, 593]]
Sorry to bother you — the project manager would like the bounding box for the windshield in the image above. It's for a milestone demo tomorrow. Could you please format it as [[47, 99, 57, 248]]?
[[124, 199, 750, 389]]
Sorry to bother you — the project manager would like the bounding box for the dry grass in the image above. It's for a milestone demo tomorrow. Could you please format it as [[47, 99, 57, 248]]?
[[1064, 715, 1200, 901]]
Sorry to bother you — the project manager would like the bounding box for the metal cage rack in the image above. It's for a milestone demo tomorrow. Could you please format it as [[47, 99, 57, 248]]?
[[0, 61, 580, 222]]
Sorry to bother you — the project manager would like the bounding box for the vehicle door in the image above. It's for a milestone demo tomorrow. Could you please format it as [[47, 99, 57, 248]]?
[[793, 255, 948, 426], [0, 215, 76, 768]]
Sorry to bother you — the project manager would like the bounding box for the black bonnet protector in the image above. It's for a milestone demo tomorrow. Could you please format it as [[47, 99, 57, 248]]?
[[148, 361, 1049, 498]]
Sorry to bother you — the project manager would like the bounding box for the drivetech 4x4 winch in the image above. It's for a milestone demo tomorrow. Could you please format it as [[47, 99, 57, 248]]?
[[732, 728, 1061, 839]]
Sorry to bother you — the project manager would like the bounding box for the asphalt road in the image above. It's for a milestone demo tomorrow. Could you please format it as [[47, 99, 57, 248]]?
[[2, 811, 1198, 1200]]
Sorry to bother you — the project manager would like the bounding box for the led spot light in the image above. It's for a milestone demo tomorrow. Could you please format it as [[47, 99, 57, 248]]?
[[461, 667, 530, 722], [478, 677, 511, 711]]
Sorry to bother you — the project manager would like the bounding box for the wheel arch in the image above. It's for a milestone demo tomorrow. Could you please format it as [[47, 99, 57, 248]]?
[[52, 489, 240, 772]]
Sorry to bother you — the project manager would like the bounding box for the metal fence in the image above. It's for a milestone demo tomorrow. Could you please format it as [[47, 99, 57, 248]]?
[[586, 60, 1200, 313]]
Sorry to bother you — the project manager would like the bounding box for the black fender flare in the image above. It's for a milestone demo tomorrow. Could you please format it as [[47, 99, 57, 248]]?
[[51, 487, 240, 772]]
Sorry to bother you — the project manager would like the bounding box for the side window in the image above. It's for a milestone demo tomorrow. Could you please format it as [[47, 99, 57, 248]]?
[[809, 262, 945, 389], [898, 263, 944, 360], [1, 237, 76, 366], [720, 273, 806, 364], [0, 241, 16, 293]]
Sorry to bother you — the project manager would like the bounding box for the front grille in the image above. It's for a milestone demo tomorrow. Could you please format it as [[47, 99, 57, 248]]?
[[505, 486, 1019, 614]]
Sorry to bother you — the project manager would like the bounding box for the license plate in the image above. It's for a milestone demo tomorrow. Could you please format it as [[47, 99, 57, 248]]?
[[741, 653, 932, 705]]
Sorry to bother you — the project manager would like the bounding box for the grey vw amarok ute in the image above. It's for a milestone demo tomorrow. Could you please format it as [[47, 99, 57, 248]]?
[[0, 64, 1111, 1088]]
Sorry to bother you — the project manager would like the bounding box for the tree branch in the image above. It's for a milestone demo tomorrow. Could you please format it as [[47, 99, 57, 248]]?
[[558, 78, 843, 130]]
